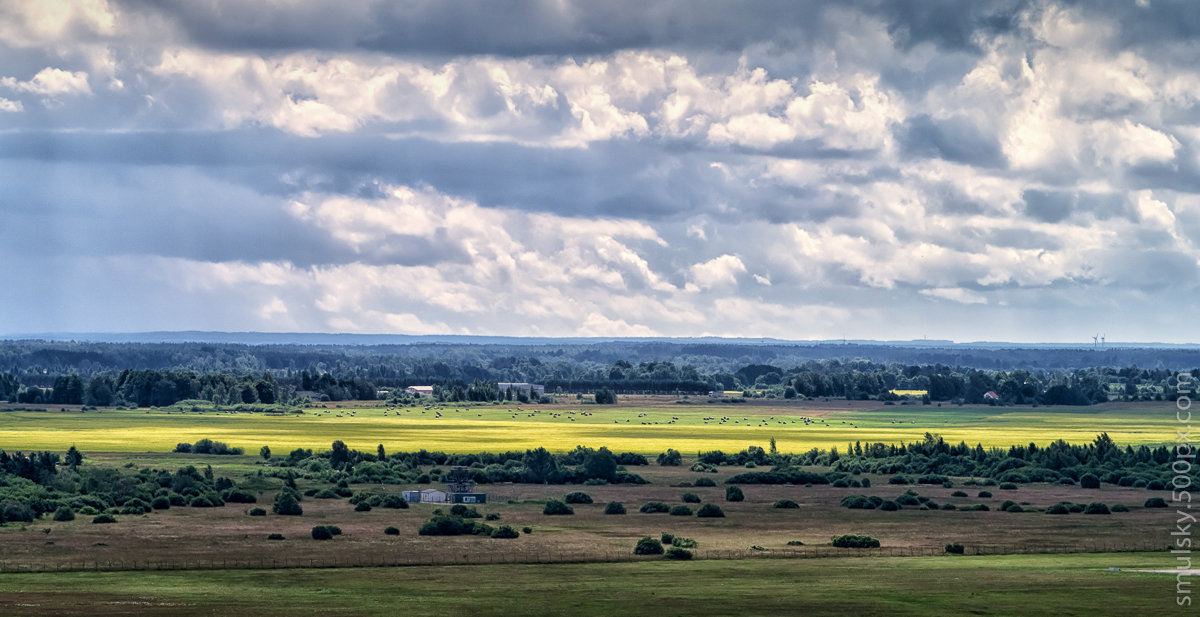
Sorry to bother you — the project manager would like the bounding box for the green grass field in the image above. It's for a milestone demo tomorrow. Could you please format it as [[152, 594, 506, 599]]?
[[0, 553, 1173, 616], [0, 399, 1178, 454]]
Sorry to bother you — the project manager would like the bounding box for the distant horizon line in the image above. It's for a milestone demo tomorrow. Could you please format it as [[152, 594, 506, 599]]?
[[2, 330, 1198, 349]]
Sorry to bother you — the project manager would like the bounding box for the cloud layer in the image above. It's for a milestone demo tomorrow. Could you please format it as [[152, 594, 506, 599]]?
[[2, 0, 1199, 342]]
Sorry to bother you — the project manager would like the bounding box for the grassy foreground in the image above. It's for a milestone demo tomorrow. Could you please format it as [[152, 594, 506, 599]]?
[[0, 399, 1178, 454], [0, 553, 1171, 616]]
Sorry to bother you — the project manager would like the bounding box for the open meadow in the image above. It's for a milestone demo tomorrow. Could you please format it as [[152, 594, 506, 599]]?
[[0, 553, 1173, 617]]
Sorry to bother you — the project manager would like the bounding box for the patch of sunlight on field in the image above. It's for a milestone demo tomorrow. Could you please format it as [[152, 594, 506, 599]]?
[[0, 403, 1178, 454]]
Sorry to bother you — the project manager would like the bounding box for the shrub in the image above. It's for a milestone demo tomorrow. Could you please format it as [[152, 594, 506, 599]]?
[[1084, 502, 1110, 515], [563, 492, 593, 505], [860, 478, 871, 488], [249, 507, 267, 516], [640, 502, 670, 514], [664, 547, 693, 560], [694, 478, 717, 487], [878, 500, 900, 511], [660, 532, 675, 545], [450, 505, 481, 518], [1068, 503, 1085, 513], [950, 490, 967, 497], [1005, 504, 1024, 513], [895, 494, 920, 506], [961, 504, 990, 511], [522, 526, 533, 534], [696, 504, 725, 518], [657, 449, 682, 466], [669, 505, 693, 516], [272, 490, 303, 516], [1080, 473, 1101, 489], [941, 503, 957, 510], [976, 491, 992, 498], [773, 499, 799, 509], [1111, 504, 1130, 512], [384, 526, 400, 535], [92, 514, 117, 524], [223, 489, 257, 504], [604, 501, 626, 515], [681, 493, 701, 503], [672, 536, 698, 548], [1145, 497, 1169, 508], [1045, 503, 1070, 515], [1148, 480, 1166, 491], [314, 489, 340, 499], [543, 500, 574, 515], [888, 475, 911, 485], [998, 482, 1018, 490], [189, 496, 218, 508], [1000, 500, 1016, 511], [786, 540, 805, 546], [151, 496, 171, 510], [121, 498, 151, 515], [379, 495, 408, 509], [355, 502, 372, 512], [725, 486, 745, 502], [267, 533, 285, 540], [491, 525, 520, 539], [485, 513, 500, 521], [945, 543, 965, 554], [840, 495, 875, 509], [634, 536, 664, 555], [832, 534, 880, 548], [419, 516, 468, 536], [311, 526, 335, 540], [52, 506, 75, 522]]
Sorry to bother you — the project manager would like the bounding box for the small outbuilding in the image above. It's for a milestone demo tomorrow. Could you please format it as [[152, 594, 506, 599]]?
[[449, 493, 487, 504], [419, 488, 448, 503]]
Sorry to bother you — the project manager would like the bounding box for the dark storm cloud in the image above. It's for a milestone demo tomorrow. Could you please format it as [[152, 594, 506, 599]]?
[[1064, 0, 1200, 48], [0, 130, 742, 221], [898, 114, 1007, 167], [879, 0, 1026, 51], [1021, 189, 1075, 223], [115, 0, 1040, 58], [0, 159, 470, 268]]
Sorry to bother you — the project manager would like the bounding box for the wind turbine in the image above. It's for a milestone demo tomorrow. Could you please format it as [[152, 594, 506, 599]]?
[[1092, 333, 1099, 349], [1101, 334, 1105, 350]]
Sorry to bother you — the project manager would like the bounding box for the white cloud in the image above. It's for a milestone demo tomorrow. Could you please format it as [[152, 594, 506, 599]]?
[[686, 254, 746, 291], [0, 97, 22, 112], [1, 67, 92, 99], [920, 287, 987, 305]]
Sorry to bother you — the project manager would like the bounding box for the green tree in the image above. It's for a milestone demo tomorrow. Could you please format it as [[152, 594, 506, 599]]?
[[273, 488, 303, 516]]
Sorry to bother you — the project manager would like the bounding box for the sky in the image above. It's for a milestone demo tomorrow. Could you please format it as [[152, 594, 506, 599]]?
[[2, 0, 1199, 343]]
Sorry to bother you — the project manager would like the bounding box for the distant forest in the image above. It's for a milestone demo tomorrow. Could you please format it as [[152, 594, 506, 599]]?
[[0, 340, 1196, 408]]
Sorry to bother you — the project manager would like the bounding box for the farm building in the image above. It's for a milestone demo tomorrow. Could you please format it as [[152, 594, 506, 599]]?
[[497, 382, 545, 397], [449, 493, 487, 504], [405, 385, 435, 397], [418, 488, 447, 503], [401, 490, 422, 503]]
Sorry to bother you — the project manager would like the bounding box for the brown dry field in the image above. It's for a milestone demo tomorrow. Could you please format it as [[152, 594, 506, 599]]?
[[0, 461, 1166, 569]]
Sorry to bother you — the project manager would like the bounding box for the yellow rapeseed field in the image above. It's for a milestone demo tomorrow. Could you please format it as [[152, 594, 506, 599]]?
[[0, 400, 1177, 454]]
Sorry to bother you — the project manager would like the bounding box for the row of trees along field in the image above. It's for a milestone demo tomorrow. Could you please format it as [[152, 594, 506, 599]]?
[[2, 359, 1196, 407], [0, 433, 1171, 524]]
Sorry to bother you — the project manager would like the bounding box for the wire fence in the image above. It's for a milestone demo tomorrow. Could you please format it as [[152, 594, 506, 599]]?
[[0, 539, 1164, 574]]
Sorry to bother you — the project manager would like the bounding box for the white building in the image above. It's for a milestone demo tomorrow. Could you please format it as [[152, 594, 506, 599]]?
[[405, 385, 435, 397], [419, 488, 447, 503]]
